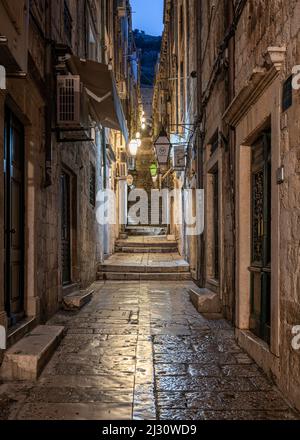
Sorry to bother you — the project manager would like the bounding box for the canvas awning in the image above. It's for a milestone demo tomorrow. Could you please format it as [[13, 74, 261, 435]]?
[[67, 55, 129, 143]]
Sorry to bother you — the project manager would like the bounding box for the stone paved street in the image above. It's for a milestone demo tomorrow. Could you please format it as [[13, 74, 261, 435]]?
[[0, 280, 299, 420]]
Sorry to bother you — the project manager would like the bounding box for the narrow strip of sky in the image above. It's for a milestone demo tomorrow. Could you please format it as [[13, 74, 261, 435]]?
[[130, 0, 164, 36]]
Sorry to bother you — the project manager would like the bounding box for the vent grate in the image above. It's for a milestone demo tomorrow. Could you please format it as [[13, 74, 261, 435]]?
[[57, 75, 80, 126]]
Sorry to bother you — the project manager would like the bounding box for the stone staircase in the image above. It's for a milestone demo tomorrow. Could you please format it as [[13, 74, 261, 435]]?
[[97, 233, 191, 281], [115, 236, 178, 253]]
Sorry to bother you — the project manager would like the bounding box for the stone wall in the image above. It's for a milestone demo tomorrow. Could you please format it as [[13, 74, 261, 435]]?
[[233, 0, 300, 412], [154, 0, 300, 411], [0, 0, 106, 332]]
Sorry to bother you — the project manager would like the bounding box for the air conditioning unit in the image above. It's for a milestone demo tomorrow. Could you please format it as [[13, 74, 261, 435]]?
[[117, 80, 127, 99], [118, 7, 126, 17], [117, 1, 126, 17], [57, 75, 91, 141], [119, 162, 127, 177]]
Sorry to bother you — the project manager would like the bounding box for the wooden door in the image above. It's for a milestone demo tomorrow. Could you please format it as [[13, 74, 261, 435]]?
[[249, 132, 272, 343]]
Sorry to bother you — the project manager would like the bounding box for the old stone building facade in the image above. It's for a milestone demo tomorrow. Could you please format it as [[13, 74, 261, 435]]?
[[0, 0, 140, 356], [153, 0, 199, 275], [153, 0, 300, 411]]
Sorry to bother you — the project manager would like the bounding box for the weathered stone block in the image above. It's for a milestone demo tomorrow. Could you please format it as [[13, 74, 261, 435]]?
[[63, 290, 94, 311], [189, 287, 222, 316], [0, 325, 65, 380]]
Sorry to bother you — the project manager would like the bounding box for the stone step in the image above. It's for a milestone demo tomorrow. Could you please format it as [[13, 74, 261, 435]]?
[[116, 240, 177, 248], [62, 289, 94, 311], [189, 287, 222, 318], [97, 272, 192, 281], [126, 227, 167, 236], [115, 246, 178, 253], [62, 283, 80, 297], [7, 317, 37, 349], [98, 264, 189, 273], [0, 325, 65, 381]]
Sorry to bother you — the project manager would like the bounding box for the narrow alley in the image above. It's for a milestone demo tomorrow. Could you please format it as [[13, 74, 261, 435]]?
[[1, 0, 300, 425], [0, 234, 298, 420]]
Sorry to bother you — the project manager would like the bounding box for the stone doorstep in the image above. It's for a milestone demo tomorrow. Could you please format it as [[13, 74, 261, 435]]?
[[63, 290, 94, 311], [189, 287, 222, 315], [62, 283, 80, 297], [7, 316, 37, 349], [97, 272, 192, 281], [0, 325, 65, 381]]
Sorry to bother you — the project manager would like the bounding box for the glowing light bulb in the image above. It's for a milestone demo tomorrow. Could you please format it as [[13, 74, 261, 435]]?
[[129, 139, 138, 156]]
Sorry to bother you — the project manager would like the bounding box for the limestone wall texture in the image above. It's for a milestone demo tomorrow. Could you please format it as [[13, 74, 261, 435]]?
[[0, 0, 138, 342], [232, 0, 300, 412], [154, 0, 300, 411]]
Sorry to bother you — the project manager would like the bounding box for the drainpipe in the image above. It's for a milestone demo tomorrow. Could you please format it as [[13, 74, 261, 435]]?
[[196, 0, 205, 287], [44, 0, 53, 187], [102, 128, 107, 190], [100, 0, 107, 191], [228, 0, 236, 324]]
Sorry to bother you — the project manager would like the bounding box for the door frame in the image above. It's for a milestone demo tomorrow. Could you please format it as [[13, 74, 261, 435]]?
[[235, 85, 281, 359], [4, 107, 25, 325]]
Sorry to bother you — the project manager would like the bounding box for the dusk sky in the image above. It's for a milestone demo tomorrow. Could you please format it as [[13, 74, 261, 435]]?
[[130, 0, 164, 36]]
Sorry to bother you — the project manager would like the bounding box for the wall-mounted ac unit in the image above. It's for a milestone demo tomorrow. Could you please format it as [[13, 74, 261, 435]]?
[[57, 75, 91, 141], [117, 80, 127, 99], [117, 1, 126, 17], [119, 162, 127, 177]]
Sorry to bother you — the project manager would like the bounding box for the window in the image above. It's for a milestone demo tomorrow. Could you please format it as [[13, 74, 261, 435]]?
[[211, 131, 219, 155], [180, 4, 184, 43], [88, 25, 97, 60], [64, 1, 72, 45], [180, 61, 185, 121], [89, 163, 96, 207], [282, 75, 293, 112]]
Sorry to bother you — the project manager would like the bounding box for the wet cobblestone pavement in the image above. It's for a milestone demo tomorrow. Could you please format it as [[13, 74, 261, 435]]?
[[0, 281, 299, 420]]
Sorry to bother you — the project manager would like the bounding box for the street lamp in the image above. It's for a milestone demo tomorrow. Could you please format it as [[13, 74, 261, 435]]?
[[129, 139, 139, 156], [154, 128, 171, 166], [154, 129, 172, 190]]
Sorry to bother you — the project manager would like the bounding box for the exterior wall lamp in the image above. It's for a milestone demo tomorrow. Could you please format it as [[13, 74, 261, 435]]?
[[154, 128, 172, 166], [129, 139, 139, 156]]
